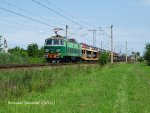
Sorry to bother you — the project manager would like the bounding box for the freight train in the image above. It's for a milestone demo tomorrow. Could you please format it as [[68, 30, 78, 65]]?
[[44, 34, 101, 63]]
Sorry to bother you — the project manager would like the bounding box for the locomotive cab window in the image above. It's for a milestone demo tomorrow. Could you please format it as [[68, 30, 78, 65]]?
[[45, 39, 64, 45], [45, 39, 53, 45], [53, 39, 59, 45]]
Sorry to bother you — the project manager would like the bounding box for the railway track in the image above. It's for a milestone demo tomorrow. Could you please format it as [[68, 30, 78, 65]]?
[[0, 62, 98, 69]]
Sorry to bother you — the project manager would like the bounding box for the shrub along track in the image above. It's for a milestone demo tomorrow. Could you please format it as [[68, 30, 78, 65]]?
[[0, 62, 98, 69]]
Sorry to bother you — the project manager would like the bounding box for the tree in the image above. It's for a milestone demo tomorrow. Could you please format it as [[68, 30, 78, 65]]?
[[37, 46, 45, 57], [98, 51, 110, 66], [8, 46, 20, 53], [135, 52, 140, 61], [136, 52, 140, 57], [8, 46, 28, 57], [27, 43, 38, 57], [137, 57, 144, 63], [144, 43, 150, 65]]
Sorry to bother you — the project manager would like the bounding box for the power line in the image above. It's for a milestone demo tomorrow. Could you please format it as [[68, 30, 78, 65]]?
[[0, 0, 96, 44], [0, 6, 56, 28], [0, 0, 68, 27], [0, 0, 81, 31], [99, 27, 111, 38], [80, 34, 92, 42], [0, 0, 98, 46], [68, 28, 82, 38], [31, 0, 88, 29], [0, 17, 42, 31], [43, 0, 95, 28], [0, 23, 39, 32], [0, 7, 86, 40], [88, 29, 102, 47]]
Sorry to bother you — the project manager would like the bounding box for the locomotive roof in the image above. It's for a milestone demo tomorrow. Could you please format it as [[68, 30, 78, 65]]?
[[52, 35, 64, 39], [46, 35, 65, 40], [46, 36, 80, 44]]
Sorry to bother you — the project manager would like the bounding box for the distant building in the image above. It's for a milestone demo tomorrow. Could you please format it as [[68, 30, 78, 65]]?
[[0, 35, 9, 53], [0, 35, 3, 51]]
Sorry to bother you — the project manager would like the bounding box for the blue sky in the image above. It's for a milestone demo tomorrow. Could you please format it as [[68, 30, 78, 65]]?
[[0, 0, 150, 54]]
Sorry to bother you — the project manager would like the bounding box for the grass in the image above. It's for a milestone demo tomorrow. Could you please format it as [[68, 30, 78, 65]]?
[[0, 52, 25, 64], [0, 63, 150, 113], [0, 52, 45, 64]]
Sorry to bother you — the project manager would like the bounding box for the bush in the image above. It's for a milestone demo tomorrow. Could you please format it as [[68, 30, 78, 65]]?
[[98, 51, 110, 66], [137, 57, 144, 63], [144, 43, 150, 65], [27, 43, 38, 57], [8, 47, 28, 58], [0, 52, 25, 64]]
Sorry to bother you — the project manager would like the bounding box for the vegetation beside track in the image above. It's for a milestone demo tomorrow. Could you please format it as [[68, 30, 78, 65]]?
[[0, 52, 45, 64], [0, 63, 150, 113], [0, 52, 26, 64], [0, 43, 45, 65]]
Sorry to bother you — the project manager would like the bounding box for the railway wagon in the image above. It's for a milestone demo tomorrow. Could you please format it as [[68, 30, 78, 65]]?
[[81, 43, 99, 61], [44, 35, 82, 63]]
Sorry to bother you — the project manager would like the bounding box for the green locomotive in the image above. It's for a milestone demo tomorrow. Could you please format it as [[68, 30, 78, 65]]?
[[44, 35, 82, 62]]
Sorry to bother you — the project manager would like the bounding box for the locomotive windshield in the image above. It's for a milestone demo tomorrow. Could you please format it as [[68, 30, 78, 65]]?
[[45, 38, 64, 45], [46, 39, 53, 45]]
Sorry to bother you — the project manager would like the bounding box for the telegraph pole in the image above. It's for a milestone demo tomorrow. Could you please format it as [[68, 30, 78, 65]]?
[[65, 25, 68, 39], [110, 25, 113, 64], [126, 41, 128, 63]]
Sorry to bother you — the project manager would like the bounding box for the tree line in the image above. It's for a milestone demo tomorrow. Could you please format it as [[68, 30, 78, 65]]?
[[8, 43, 44, 58], [7, 43, 150, 66], [144, 43, 150, 65]]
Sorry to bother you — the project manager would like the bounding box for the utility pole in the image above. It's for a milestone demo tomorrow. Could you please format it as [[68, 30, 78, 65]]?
[[88, 29, 96, 47], [99, 25, 114, 64], [65, 25, 68, 39], [110, 25, 113, 64], [131, 48, 135, 62], [0, 35, 3, 48], [4, 38, 7, 48], [101, 41, 103, 51], [93, 30, 96, 47], [0, 35, 3, 51], [126, 41, 128, 63]]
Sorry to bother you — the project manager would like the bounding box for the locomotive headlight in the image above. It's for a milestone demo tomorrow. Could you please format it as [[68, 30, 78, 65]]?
[[45, 49, 49, 52], [56, 49, 60, 52]]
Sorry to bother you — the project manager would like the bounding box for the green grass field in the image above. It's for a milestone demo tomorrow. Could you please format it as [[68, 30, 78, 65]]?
[[0, 63, 150, 113]]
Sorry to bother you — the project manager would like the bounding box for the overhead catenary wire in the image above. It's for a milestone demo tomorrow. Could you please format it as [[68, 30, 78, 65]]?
[[0, 6, 56, 28], [0, 0, 81, 31], [31, 0, 89, 29], [1, 0, 88, 31], [0, 23, 39, 32], [99, 27, 111, 38], [42, 0, 95, 28], [0, 0, 68, 27], [0, 0, 99, 47], [67, 28, 82, 38], [0, 0, 96, 39], [0, 7, 88, 40], [0, 17, 42, 31]]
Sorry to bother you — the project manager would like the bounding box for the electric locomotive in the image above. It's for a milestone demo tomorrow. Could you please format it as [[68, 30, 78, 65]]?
[[44, 34, 82, 63]]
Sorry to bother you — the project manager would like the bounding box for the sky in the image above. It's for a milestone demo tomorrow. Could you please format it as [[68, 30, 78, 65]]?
[[0, 0, 150, 55]]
